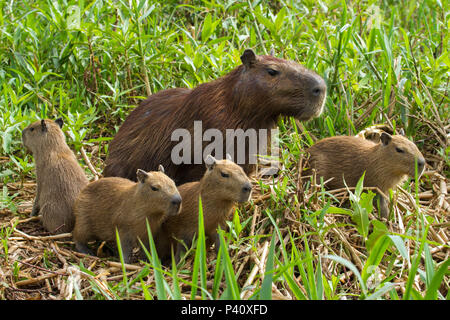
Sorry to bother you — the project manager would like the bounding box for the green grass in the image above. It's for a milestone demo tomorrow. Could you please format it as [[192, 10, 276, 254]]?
[[0, 0, 448, 300]]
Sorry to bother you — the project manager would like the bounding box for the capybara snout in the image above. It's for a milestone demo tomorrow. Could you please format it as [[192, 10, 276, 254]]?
[[417, 157, 426, 173], [136, 167, 182, 218], [169, 194, 182, 216], [240, 182, 252, 203]]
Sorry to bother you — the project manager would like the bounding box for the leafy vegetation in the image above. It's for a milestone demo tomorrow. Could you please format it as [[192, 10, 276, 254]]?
[[0, 0, 448, 300]]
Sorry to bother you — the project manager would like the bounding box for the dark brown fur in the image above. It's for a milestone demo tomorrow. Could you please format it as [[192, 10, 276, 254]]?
[[72, 167, 181, 263], [307, 133, 425, 218], [22, 118, 89, 234], [155, 156, 252, 263], [104, 49, 326, 184]]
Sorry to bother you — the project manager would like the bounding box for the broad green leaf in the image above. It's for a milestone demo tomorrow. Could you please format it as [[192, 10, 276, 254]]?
[[424, 259, 450, 300]]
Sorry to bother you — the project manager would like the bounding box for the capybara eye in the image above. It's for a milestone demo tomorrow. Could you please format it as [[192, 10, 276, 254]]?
[[395, 147, 404, 153], [267, 68, 279, 76], [30, 127, 34, 132], [221, 172, 230, 178], [151, 186, 159, 191]]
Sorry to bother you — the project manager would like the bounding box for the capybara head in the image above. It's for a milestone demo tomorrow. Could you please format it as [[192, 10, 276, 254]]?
[[201, 155, 252, 203], [237, 49, 327, 121], [136, 165, 182, 216], [22, 118, 65, 154], [379, 133, 426, 178]]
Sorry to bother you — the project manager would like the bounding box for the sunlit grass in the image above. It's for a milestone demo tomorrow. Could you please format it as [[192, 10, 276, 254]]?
[[0, 0, 448, 300]]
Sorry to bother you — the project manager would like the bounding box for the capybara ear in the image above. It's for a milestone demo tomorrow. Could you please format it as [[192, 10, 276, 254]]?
[[136, 169, 149, 183], [205, 154, 217, 171], [240, 49, 256, 68], [158, 164, 165, 173], [40, 119, 48, 132], [380, 132, 392, 146], [55, 117, 64, 128]]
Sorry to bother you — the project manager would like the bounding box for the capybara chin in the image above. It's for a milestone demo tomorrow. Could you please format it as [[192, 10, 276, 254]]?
[[103, 49, 327, 185], [72, 166, 181, 263], [306, 132, 425, 218], [155, 155, 252, 264], [22, 118, 88, 234]]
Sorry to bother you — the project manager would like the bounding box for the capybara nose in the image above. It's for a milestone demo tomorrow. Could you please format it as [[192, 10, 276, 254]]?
[[312, 87, 322, 96], [311, 78, 326, 97], [171, 194, 182, 206], [417, 157, 426, 170], [242, 182, 252, 194]]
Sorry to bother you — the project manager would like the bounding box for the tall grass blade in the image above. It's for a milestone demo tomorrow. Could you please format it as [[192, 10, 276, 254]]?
[[324, 254, 367, 296], [143, 219, 166, 300], [218, 228, 240, 300], [191, 196, 207, 300], [404, 224, 429, 300], [212, 242, 224, 300], [361, 235, 391, 284], [315, 254, 324, 300], [171, 248, 182, 300], [114, 228, 129, 296], [424, 259, 450, 300], [259, 232, 276, 300]]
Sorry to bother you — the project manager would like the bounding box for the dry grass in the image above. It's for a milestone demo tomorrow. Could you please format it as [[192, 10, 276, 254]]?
[[0, 0, 448, 300], [1, 140, 448, 300]]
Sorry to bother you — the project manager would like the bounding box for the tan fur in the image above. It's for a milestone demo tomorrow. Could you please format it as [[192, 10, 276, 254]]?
[[307, 134, 425, 218], [22, 119, 89, 234], [156, 157, 252, 262], [72, 169, 181, 263]]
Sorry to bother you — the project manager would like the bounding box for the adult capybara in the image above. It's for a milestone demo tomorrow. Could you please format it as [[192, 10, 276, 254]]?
[[306, 133, 426, 218], [103, 49, 327, 185], [155, 155, 252, 263], [22, 118, 89, 234], [72, 166, 181, 263]]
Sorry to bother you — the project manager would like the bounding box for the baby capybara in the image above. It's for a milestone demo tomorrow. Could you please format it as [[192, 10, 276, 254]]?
[[307, 132, 426, 218], [104, 49, 327, 184], [22, 118, 89, 234], [155, 155, 252, 263], [72, 166, 181, 263]]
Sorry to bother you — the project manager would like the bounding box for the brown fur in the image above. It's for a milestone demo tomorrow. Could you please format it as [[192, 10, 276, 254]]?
[[103, 49, 327, 185], [22, 118, 89, 234], [155, 156, 252, 263], [307, 133, 425, 218], [72, 168, 181, 263]]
